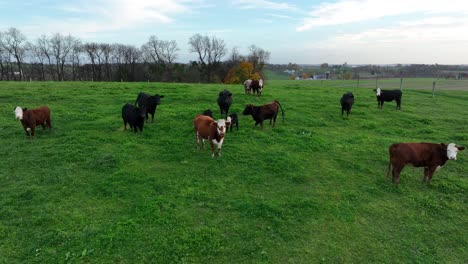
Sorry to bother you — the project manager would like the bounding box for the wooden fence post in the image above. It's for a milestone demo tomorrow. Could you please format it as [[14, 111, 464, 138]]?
[[432, 81, 436, 97], [400, 77, 403, 91], [357, 76, 360, 89]]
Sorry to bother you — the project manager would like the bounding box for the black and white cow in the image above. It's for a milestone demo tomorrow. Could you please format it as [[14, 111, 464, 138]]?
[[374, 88, 402, 110]]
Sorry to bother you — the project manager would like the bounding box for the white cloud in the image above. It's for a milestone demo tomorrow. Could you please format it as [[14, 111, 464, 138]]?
[[231, 0, 296, 10], [297, 0, 468, 31], [303, 17, 468, 64], [19, 0, 204, 41]]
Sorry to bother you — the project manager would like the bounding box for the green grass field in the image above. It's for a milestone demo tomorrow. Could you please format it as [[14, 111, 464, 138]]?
[[0, 80, 467, 263]]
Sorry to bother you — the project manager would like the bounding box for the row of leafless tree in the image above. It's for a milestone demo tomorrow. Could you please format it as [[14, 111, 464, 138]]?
[[0, 27, 270, 83]]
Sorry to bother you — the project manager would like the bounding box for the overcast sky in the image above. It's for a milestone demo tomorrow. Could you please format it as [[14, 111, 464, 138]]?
[[1, 0, 468, 65]]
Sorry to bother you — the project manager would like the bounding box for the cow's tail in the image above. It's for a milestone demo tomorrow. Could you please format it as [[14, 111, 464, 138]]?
[[275, 100, 285, 122]]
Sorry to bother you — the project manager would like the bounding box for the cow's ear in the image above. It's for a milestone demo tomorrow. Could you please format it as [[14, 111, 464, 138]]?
[[372, 89, 376, 92], [210, 121, 217, 127], [440, 143, 447, 148], [458, 146, 465, 151], [160, 95, 164, 98], [23, 108, 28, 111]]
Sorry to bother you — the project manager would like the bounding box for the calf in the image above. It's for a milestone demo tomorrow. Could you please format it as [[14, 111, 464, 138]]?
[[250, 79, 264, 96], [193, 114, 228, 158], [227, 112, 239, 132], [135, 92, 164, 123], [243, 79, 252, 94], [340, 92, 354, 117], [386, 142, 465, 185], [15, 106, 52, 138], [202, 109, 213, 118], [242, 100, 284, 129], [217, 89, 233, 118], [122, 103, 145, 133], [374, 88, 402, 110]]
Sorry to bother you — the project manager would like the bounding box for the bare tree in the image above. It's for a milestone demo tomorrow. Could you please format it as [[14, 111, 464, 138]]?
[[70, 39, 83, 81], [188, 34, 227, 82], [36, 35, 54, 80], [248, 44, 270, 73], [83, 42, 99, 81], [50, 33, 77, 81], [142, 36, 179, 81], [1, 27, 27, 80]]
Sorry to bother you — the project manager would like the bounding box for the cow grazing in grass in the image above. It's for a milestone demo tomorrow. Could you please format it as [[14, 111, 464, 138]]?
[[15, 106, 52, 138], [122, 103, 145, 133], [250, 79, 264, 96], [202, 109, 213, 118], [340, 92, 354, 117], [193, 114, 228, 158], [135, 92, 164, 123], [242, 100, 284, 129], [386, 143, 465, 185], [243, 79, 252, 94], [227, 112, 239, 132], [217, 89, 233, 118], [374, 88, 402, 110]]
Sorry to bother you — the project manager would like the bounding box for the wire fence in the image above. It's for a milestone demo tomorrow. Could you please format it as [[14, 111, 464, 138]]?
[[318, 78, 468, 91]]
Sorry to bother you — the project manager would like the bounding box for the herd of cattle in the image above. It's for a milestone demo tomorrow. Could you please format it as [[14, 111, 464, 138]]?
[[13, 82, 464, 186]]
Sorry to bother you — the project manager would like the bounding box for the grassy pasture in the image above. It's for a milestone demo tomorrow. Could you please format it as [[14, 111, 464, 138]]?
[[0, 80, 467, 263]]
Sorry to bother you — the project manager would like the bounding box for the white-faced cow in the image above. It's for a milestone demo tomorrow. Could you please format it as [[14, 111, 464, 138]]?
[[134, 92, 164, 123], [243, 79, 252, 94], [386, 142, 465, 185], [242, 100, 284, 129], [217, 89, 233, 118], [14, 106, 52, 138], [193, 114, 229, 158], [340, 92, 354, 117], [374, 88, 402, 110]]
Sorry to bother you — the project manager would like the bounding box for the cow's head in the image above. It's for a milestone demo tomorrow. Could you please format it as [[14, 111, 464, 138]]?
[[219, 90, 232, 98], [150, 94, 164, 106], [446, 143, 465, 160], [135, 106, 146, 118], [212, 119, 226, 136], [375, 88, 382, 96], [242, 104, 254, 115], [14, 106, 24, 120]]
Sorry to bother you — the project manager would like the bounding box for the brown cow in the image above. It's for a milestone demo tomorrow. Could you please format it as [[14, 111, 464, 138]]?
[[250, 79, 264, 96], [14, 106, 52, 138], [386, 143, 465, 185], [193, 114, 228, 158], [242, 100, 284, 129]]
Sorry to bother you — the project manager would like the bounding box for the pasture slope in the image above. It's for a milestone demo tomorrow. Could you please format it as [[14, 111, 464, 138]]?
[[0, 80, 467, 263]]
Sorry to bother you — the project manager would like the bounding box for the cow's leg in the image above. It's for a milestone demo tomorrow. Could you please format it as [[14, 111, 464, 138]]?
[[123, 121, 127, 130], [47, 117, 52, 129], [272, 114, 278, 127], [426, 166, 437, 184], [423, 167, 429, 183], [210, 142, 215, 158], [386, 161, 392, 178], [396, 99, 401, 110], [151, 113, 155, 123], [392, 165, 404, 185], [31, 126, 36, 138]]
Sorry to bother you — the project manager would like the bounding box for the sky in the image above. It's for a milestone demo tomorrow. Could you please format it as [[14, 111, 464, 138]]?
[[1, 0, 468, 65]]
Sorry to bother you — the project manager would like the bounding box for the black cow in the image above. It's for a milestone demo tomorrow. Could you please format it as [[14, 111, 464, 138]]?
[[217, 89, 233, 118], [227, 112, 239, 132], [374, 88, 402, 110], [135, 92, 165, 123], [202, 109, 213, 118], [242, 100, 285, 129], [122, 103, 145, 133], [340, 92, 354, 117]]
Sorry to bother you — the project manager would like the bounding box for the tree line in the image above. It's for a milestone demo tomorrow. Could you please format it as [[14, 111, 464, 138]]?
[[0, 27, 270, 83]]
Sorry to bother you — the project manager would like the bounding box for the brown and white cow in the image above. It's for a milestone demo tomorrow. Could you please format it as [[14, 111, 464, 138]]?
[[386, 142, 465, 185], [14, 106, 52, 138], [193, 114, 229, 158]]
